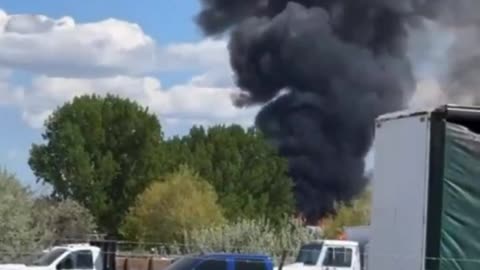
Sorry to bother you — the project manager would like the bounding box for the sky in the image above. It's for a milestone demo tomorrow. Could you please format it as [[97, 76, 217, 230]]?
[[0, 0, 261, 190], [0, 1, 379, 191]]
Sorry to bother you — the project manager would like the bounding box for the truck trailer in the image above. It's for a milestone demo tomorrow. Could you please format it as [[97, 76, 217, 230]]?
[[368, 104, 480, 270], [286, 104, 480, 270]]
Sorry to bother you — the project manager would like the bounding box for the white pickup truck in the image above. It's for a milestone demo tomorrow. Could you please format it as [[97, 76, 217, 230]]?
[[0, 241, 118, 270], [278, 226, 369, 270], [278, 240, 364, 270]]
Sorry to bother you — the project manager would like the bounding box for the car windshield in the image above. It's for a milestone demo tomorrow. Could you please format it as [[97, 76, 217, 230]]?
[[295, 242, 323, 265], [28, 248, 68, 266], [164, 257, 199, 270]]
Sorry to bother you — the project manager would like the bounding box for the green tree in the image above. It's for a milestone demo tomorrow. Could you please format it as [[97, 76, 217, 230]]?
[[164, 125, 295, 224], [0, 169, 46, 262], [321, 187, 371, 238], [28, 94, 165, 235], [120, 165, 225, 243]]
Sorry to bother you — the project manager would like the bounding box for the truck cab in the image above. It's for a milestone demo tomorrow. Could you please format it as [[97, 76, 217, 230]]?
[[0, 244, 104, 270], [39, 244, 103, 270], [0, 240, 120, 270], [280, 240, 362, 270], [165, 253, 274, 270]]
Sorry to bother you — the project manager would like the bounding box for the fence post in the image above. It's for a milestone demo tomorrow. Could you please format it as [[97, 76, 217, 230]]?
[[278, 250, 288, 270], [148, 256, 154, 270]]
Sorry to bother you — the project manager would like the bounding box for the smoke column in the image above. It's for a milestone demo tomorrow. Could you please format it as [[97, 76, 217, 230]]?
[[438, 27, 480, 105], [194, 0, 480, 223]]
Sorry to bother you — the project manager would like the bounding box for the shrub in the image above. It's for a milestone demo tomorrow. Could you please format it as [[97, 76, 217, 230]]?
[[0, 169, 47, 262], [182, 217, 320, 264], [120, 165, 225, 243], [0, 168, 98, 263], [33, 198, 98, 242]]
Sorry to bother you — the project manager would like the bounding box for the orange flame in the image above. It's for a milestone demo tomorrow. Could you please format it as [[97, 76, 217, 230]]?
[[337, 231, 347, 240]]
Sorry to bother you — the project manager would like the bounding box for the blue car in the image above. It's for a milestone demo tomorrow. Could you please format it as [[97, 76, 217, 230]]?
[[165, 253, 274, 270]]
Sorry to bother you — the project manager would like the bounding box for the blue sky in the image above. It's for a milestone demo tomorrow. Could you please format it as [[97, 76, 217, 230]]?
[[0, 0, 260, 189], [0, 1, 201, 43]]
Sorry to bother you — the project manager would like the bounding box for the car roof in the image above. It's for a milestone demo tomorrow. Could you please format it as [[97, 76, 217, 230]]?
[[201, 253, 271, 261]]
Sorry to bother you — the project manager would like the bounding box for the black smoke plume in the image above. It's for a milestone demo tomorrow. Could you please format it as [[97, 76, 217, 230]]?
[[194, 0, 480, 223]]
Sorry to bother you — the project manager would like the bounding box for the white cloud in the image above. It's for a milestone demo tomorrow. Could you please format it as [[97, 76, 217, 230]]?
[[162, 38, 229, 72], [12, 74, 258, 132], [0, 9, 256, 135], [0, 9, 229, 78]]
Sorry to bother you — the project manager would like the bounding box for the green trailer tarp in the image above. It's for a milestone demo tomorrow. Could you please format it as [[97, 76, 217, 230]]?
[[439, 122, 480, 270]]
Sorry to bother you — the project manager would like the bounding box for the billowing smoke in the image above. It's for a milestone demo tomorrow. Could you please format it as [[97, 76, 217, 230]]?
[[409, 1, 480, 107], [438, 27, 480, 105], [194, 0, 480, 223]]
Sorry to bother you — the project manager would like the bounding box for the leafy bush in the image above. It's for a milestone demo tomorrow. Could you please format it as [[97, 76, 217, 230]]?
[[0, 169, 45, 262], [120, 165, 225, 243], [33, 198, 98, 242], [0, 168, 98, 263], [182, 217, 320, 264]]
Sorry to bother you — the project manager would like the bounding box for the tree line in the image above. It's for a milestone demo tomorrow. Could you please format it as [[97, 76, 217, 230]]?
[[27, 94, 295, 242], [2, 94, 370, 250]]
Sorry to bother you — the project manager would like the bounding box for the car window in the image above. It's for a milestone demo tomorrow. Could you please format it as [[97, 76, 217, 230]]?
[[234, 259, 266, 270], [196, 259, 227, 270], [73, 250, 94, 269], [296, 243, 323, 265], [57, 255, 74, 270], [323, 247, 352, 267], [57, 250, 93, 270]]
